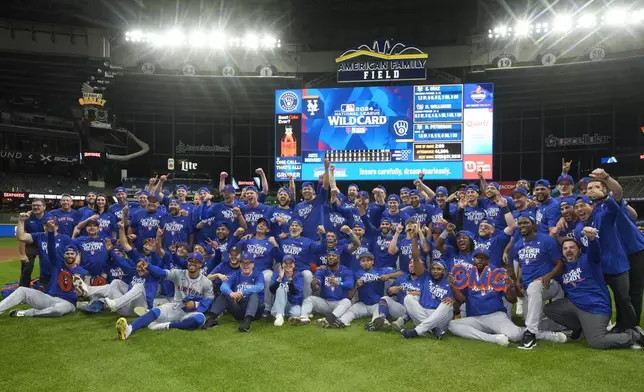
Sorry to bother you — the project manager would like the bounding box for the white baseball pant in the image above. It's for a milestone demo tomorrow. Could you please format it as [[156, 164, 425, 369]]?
[[301, 296, 351, 319], [302, 270, 313, 298], [263, 269, 274, 310], [0, 287, 75, 317], [156, 302, 203, 323], [371, 296, 406, 321], [524, 279, 564, 334], [448, 311, 524, 343], [404, 295, 454, 336], [85, 280, 148, 317]]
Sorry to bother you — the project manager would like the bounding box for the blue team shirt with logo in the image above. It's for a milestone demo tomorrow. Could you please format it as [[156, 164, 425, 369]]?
[[294, 187, 328, 239], [237, 237, 275, 271], [391, 274, 423, 304], [513, 233, 559, 289], [355, 267, 394, 305], [417, 271, 453, 310], [49, 209, 79, 237], [271, 272, 304, 305], [160, 214, 193, 249], [314, 265, 354, 301], [241, 203, 270, 235], [31, 232, 71, 277], [130, 209, 166, 250]]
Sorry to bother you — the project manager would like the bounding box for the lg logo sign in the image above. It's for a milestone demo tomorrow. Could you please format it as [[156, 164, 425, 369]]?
[[180, 161, 197, 172]]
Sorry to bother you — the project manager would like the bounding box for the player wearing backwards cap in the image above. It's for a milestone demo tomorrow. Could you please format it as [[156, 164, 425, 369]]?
[[265, 185, 295, 237], [240, 186, 270, 236], [294, 159, 330, 240], [544, 230, 644, 349], [357, 199, 396, 269], [273, 219, 327, 298], [533, 179, 561, 235], [160, 199, 193, 249], [16, 214, 71, 289], [209, 252, 265, 332], [513, 213, 567, 349], [270, 255, 304, 326], [78, 191, 97, 221], [80, 238, 161, 316], [72, 218, 109, 283], [50, 194, 80, 237], [325, 252, 401, 328], [368, 243, 423, 332], [291, 251, 354, 326], [115, 250, 214, 340], [448, 248, 526, 347], [236, 217, 280, 314], [400, 234, 454, 339], [127, 193, 166, 252], [389, 219, 430, 270], [108, 186, 131, 221], [1, 220, 88, 317], [574, 170, 637, 332]]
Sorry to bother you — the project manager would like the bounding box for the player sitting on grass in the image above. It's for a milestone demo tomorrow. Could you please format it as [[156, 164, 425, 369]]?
[[269, 255, 304, 326], [0, 220, 88, 318], [115, 251, 214, 340], [208, 252, 265, 332]]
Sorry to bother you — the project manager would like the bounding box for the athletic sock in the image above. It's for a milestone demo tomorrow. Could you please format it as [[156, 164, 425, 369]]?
[[169, 314, 205, 330], [131, 307, 160, 333]]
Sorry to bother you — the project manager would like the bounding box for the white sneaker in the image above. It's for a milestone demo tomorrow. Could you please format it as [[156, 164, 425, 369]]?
[[299, 317, 311, 325], [9, 310, 26, 318], [516, 301, 523, 317], [148, 322, 170, 331], [103, 297, 117, 312], [630, 344, 642, 350], [274, 314, 284, 327], [607, 321, 616, 332], [539, 331, 567, 343], [390, 317, 405, 332], [495, 334, 510, 347], [73, 274, 89, 298]]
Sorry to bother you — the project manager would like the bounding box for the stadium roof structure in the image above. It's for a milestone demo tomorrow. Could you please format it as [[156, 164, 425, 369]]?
[[110, 74, 302, 118]]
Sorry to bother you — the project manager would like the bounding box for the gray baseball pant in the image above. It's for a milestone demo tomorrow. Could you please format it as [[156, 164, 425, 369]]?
[[0, 287, 75, 317], [524, 279, 564, 334], [86, 280, 147, 316], [263, 269, 274, 310], [449, 311, 524, 343], [544, 297, 637, 349], [371, 296, 406, 321], [404, 295, 453, 336], [302, 270, 313, 299], [339, 302, 377, 325], [301, 296, 351, 319]]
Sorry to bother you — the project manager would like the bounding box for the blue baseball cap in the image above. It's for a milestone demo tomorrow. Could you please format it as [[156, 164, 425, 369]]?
[[187, 252, 204, 263], [430, 259, 448, 270], [579, 177, 591, 184], [162, 189, 170, 196], [404, 217, 416, 225], [517, 212, 536, 223], [435, 186, 448, 195], [488, 182, 500, 190], [301, 181, 314, 190], [387, 194, 400, 203], [466, 184, 479, 192], [560, 197, 576, 207], [222, 185, 235, 194], [359, 252, 375, 260], [86, 191, 97, 197], [353, 221, 365, 229], [377, 185, 387, 193], [217, 221, 231, 230], [557, 175, 575, 185], [168, 198, 180, 206], [197, 187, 210, 193], [400, 187, 410, 193], [512, 187, 528, 197], [64, 244, 79, 253], [228, 245, 242, 254], [480, 218, 496, 228], [114, 186, 126, 194], [277, 187, 291, 196], [290, 219, 303, 227], [358, 190, 370, 199], [473, 248, 491, 259], [326, 250, 340, 257], [575, 195, 594, 205], [282, 255, 295, 263], [535, 179, 551, 188], [241, 252, 253, 262], [409, 189, 419, 197], [245, 186, 259, 194], [380, 217, 391, 224], [348, 183, 359, 191], [86, 218, 99, 226], [175, 184, 188, 191]]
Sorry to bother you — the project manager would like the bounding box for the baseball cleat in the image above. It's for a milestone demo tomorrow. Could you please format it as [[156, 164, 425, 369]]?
[[519, 331, 537, 350], [103, 297, 117, 312], [9, 310, 26, 318], [317, 318, 330, 329], [372, 316, 386, 330], [116, 317, 130, 340], [148, 322, 170, 331], [288, 316, 301, 325], [364, 322, 376, 331], [630, 344, 642, 350], [274, 314, 284, 327], [81, 300, 105, 314], [262, 309, 271, 319], [73, 274, 89, 298], [238, 318, 251, 332], [495, 334, 510, 347], [390, 317, 405, 332], [569, 328, 584, 341], [133, 307, 149, 316], [299, 317, 311, 325], [325, 313, 339, 325], [332, 319, 346, 329], [432, 327, 446, 340], [400, 329, 419, 339], [539, 331, 567, 344]]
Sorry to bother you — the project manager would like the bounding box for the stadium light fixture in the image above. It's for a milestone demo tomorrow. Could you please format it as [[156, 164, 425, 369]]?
[[631, 9, 644, 24], [605, 8, 626, 26], [210, 31, 226, 49], [553, 14, 573, 31], [124, 28, 281, 50], [165, 29, 185, 47], [244, 33, 259, 50], [189, 31, 206, 48], [578, 14, 596, 28]]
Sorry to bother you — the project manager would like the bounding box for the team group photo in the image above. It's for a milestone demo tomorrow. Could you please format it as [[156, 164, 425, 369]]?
[[1, 0, 644, 391]]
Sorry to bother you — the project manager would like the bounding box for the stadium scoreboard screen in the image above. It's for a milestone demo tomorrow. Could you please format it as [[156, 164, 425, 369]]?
[[274, 84, 493, 181]]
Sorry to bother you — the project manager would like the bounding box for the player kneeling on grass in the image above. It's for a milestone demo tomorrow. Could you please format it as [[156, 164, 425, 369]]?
[[0, 221, 88, 318], [115, 252, 214, 340], [448, 248, 567, 347], [543, 229, 644, 349], [80, 238, 160, 316], [366, 256, 422, 332], [400, 236, 454, 339], [270, 255, 304, 326], [208, 252, 265, 332], [292, 251, 353, 326], [330, 252, 402, 328]]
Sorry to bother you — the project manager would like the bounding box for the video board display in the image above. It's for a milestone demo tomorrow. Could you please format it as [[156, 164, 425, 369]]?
[[274, 83, 493, 181]]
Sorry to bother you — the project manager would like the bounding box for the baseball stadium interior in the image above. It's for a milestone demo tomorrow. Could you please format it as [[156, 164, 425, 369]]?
[[1, 0, 644, 390]]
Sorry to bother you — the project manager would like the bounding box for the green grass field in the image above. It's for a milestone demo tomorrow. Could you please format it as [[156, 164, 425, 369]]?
[[0, 238, 642, 392]]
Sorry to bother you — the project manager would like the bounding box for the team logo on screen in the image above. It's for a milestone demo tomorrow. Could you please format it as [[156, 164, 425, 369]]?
[[470, 85, 487, 103], [393, 120, 409, 137], [306, 99, 319, 116], [279, 91, 299, 112]]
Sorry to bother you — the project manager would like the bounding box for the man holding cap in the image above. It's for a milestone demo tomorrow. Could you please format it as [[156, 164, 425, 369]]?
[[400, 235, 454, 339], [210, 252, 265, 332], [331, 252, 402, 328], [292, 251, 354, 326], [389, 219, 430, 270], [270, 255, 304, 326], [294, 159, 330, 240], [533, 179, 561, 235]]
